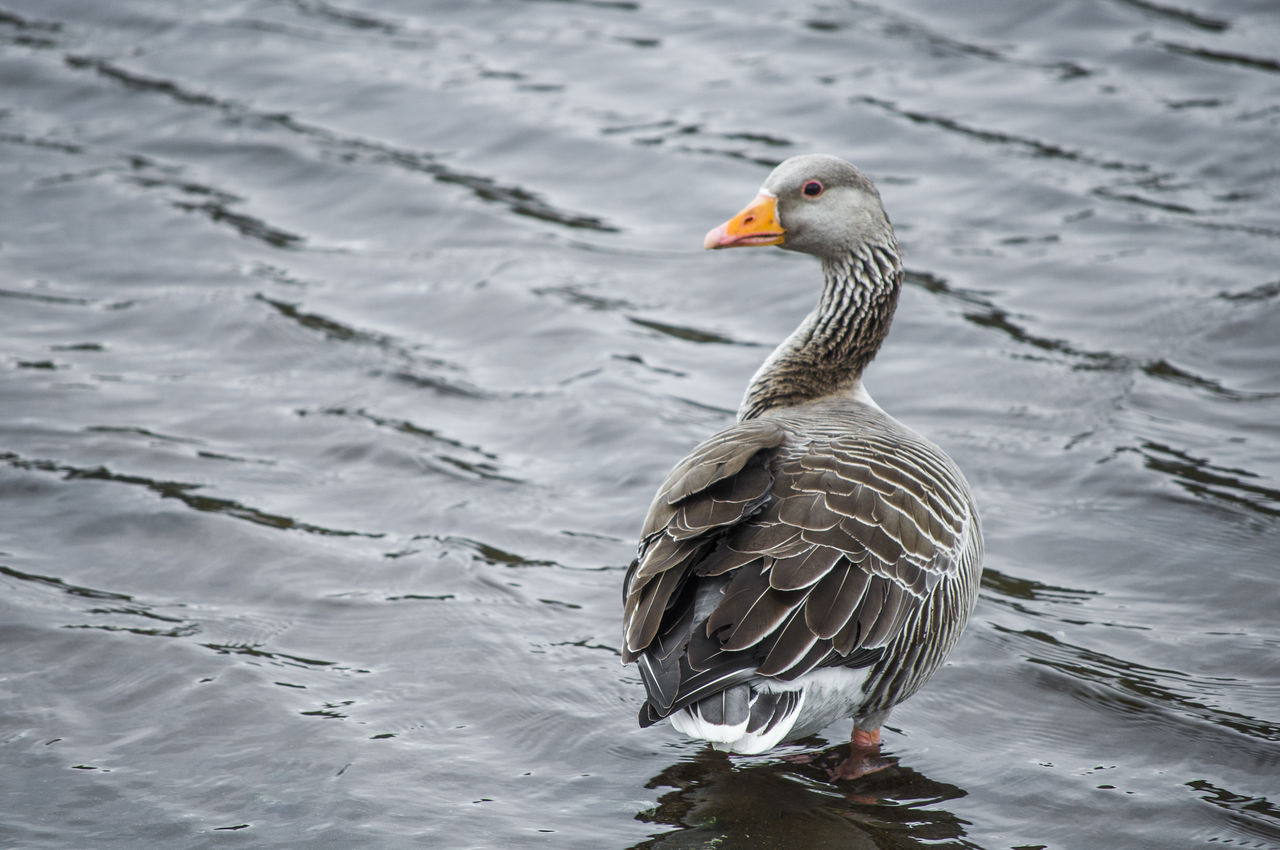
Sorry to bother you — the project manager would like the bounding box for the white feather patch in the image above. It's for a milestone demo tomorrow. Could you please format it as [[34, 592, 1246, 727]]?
[[671, 703, 750, 748], [669, 665, 873, 754]]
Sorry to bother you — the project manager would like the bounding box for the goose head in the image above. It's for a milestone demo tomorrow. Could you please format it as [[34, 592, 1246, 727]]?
[[703, 154, 893, 263]]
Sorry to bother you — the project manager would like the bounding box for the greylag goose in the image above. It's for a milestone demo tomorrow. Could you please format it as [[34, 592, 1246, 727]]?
[[622, 154, 983, 778]]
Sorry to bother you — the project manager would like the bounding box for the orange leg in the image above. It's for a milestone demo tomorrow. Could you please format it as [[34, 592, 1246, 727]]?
[[851, 727, 881, 749], [829, 724, 890, 781]]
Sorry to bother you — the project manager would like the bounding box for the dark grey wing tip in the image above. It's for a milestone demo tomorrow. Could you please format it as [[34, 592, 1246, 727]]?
[[745, 689, 800, 735], [638, 702, 663, 728]]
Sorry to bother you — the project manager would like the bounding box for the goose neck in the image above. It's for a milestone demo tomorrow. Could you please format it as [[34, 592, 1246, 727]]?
[[739, 243, 902, 420]]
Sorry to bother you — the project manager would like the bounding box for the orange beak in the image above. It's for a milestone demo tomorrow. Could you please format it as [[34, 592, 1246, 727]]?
[[703, 193, 785, 250]]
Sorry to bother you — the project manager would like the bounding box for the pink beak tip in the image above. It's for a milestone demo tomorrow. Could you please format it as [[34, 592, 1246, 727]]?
[[703, 224, 728, 250]]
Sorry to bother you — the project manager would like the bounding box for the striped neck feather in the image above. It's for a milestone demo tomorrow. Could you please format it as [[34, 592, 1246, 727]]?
[[739, 241, 903, 420]]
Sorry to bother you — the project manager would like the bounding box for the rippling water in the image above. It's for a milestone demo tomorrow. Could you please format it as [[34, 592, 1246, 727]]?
[[2, 1, 1279, 847]]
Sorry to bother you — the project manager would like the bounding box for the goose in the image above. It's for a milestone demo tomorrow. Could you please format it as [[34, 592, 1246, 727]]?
[[622, 154, 983, 778]]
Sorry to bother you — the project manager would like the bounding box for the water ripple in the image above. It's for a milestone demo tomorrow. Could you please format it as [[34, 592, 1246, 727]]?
[[60, 53, 619, 233], [915, 272, 1280, 404], [1126, 439, 1280, 519], [0, 450, 381, 538], [857, 95, 1148, 173], [314, 406, 522, 484], [1113, 0, 1230, 32], [999, 624, 1280, 745], [1159, 40, 1280, 74]]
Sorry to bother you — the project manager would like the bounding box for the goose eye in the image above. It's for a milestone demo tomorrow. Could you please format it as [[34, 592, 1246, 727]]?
[[802, 180, 823, 197]]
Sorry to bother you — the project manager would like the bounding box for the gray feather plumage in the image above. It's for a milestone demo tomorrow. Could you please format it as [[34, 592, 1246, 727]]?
[[623, 154, 983, 747]]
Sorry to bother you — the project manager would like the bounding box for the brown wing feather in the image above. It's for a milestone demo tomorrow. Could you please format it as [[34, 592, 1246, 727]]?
[[803, 564, 872, 639], [623, 421, 786, 659], [654, 420, 785, 507], [766, 544, 844, 591], [757, 609, 820, 677], [668, 464, 773, 539], [725, 514, 806, 557], [624, 566, 686, 663]]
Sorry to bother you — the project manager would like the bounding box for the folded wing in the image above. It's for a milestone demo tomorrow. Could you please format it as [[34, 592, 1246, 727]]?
[[622, 414, 972, 725]]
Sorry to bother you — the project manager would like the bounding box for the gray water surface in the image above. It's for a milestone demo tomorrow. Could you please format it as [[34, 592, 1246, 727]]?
[[2, 1, 1279, 848]]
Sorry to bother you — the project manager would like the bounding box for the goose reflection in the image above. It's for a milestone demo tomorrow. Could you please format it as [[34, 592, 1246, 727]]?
[[630, 741, 972, 849]]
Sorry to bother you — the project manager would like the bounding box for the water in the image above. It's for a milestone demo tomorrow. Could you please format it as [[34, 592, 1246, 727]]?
[[2, 0, 1278, 847]]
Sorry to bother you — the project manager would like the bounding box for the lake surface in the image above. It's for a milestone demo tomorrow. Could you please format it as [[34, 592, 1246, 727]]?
[[2, 0, 1279, 847]]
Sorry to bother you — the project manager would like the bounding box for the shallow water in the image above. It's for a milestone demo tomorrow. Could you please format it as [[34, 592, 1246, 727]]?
[[2, 0, 1279, 847]]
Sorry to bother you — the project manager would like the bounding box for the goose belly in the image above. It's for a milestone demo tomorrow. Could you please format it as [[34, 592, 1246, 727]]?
[[759, 667, 872, 741]]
